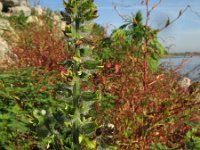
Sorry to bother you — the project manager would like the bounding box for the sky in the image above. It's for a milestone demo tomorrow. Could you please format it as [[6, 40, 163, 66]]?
[[28, 0, 200, 53]]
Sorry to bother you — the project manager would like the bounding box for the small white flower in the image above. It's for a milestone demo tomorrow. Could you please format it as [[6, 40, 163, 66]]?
[[41, 109, 46, 116]]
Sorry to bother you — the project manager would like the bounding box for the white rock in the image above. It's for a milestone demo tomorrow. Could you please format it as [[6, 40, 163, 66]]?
[[0, 37, 10, 64], [0, 2, 3, 13], [178, 77, 191, 89], [0, 18, 16, 36], [0, 0, 27, 7], [32, 5, 43, 16], [0, 18, 18, 68], [26, 15, 39, 23], [20, 0, 27, 6], [0, 37, 14, 69], [26, 15, 43, 26], [10, 6, 31, 16], [1, 12, 12, 17]]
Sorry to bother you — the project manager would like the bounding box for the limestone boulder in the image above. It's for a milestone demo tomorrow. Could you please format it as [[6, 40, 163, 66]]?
[[0, 0, 27, 12], [0, 2, 3, 13], [0, 37, 16, 68], [178, 77, 191, 89], [0, 0, 27, 7], [10, 6, 31, 16], [0, 36, 10, 68], [26, 15, 43, 26], [0, 36, 9, 58], [32, 5, 43, 16], [0, 18, 16, 36]]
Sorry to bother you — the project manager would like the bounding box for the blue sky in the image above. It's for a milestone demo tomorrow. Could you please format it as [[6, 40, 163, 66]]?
[[29, 0, 200, 52]]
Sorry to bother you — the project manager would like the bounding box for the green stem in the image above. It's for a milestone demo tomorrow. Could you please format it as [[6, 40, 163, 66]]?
[[72, 16, 81, 150]]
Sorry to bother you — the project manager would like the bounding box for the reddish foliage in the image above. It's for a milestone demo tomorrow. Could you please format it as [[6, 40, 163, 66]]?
[[98, 52, 199, 149], [13, 24, 68, 71]]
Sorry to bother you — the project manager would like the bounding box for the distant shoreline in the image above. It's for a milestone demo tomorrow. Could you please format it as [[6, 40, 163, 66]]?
[[163, 52, 200, 58]]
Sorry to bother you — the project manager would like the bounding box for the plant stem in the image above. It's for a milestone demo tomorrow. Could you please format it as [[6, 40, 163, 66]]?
[[72, 15, 81, 149]]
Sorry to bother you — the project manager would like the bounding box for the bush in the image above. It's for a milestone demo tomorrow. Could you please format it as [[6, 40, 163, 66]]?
[[13, 18, 68, 71], [0, 67, 63, 149], [98, 53, 200, 149]]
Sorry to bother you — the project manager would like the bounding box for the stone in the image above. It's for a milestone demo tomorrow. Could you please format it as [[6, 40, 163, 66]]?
[[26, 16, 38, 23], [1, 12, 11, 17], [0, 18, 15, 36], [178, 77, 191, 90], [32, 5, 43, 16], [0, 37, 10, 60], [0, 0, 27, 12], [10, 6, 31, 16], [0, 37, 10, 68], [0, 37, 16, 68], [0, 0, 27, 7], [26, 15, 43, 26], [0, 2, 3, 13]]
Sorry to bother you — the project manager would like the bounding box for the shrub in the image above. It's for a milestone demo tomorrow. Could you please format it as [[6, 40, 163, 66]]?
[[0, 67, 63, 149], [13, 22, 68, 71], [98, 54, 200, 149]]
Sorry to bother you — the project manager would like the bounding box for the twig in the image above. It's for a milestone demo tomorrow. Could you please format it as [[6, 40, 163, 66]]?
[[159, 5, 191, 31], [112, 1, 130, 22]]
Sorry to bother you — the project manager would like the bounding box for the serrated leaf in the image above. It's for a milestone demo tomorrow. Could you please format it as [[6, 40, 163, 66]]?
[[81, 101, 95, 115]]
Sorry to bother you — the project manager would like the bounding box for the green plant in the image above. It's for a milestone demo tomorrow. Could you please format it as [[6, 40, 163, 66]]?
[[58, 0, 100, 149], [185, 126, 200, 149], [95, 1, 200, 149], [0, 67, 61, 149], [6, 11, 28, 30], [99, 10, 165, 72]]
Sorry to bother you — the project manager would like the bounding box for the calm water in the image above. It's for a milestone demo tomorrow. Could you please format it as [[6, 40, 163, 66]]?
[[160, 56, 200, 82]]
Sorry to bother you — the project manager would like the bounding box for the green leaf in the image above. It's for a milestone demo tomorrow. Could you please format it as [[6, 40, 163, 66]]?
[[81, 92, 97, 101], [79, 134, 96, 149], [136, 115, 142, 124], [81, 101, 95, 115], [83, 60, 101, 69], [147, 56, 158, 73], [80, 122, 97, 135], [80, 46, 93, 57]]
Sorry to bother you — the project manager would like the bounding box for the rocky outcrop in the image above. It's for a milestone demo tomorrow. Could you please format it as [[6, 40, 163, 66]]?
[[0, 0, 27, 12], [32, 5, 43, 16], [0, 36, 9, 58], [0, 2, 3, 13], [0, 2, 66, 68], [0, 18, 18, 68], [0, 18, 17, 36], [10, 5, 31, 16], [0, 0, 27, 6], [27, 15, 43, 26], [0, 37, 12, 68]]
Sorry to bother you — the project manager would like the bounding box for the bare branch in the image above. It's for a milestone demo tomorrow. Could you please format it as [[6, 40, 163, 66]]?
[[112, 1, 129, 22], [159, 5, 190, 31], [149, 0, 163, 13]]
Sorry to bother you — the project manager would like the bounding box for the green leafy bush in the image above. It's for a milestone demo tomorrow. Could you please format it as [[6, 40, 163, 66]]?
[[5, 11, 28, 30], [0, 67, 61, 149]]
